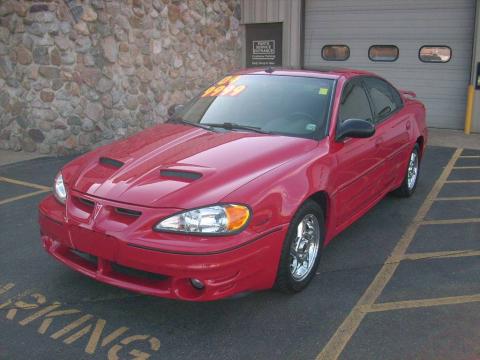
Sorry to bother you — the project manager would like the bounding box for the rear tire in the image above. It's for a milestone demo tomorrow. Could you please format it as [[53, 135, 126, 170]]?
[[275, 200, 325, 293], [393, 144, 420, 197]]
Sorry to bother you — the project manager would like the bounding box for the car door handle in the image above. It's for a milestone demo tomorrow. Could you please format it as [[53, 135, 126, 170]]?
[[375, 138, 382, 148], [406, 121, 411, 130]]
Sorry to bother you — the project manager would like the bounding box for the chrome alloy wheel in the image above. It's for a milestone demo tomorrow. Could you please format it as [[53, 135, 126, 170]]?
[[289, 214, 320, 281], [407, 150, 419, 190]]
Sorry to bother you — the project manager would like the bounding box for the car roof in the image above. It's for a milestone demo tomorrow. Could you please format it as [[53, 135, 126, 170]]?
[[233, 66, 376, 80]]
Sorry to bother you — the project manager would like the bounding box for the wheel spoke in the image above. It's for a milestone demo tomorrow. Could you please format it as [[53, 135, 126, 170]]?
[[289, 214, 321, 281], [296, 221, 304, 238], [407, 151, 419, 190]]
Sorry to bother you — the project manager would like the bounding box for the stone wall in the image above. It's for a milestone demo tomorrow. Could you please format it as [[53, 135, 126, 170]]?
[[0, 0, 242, 154]]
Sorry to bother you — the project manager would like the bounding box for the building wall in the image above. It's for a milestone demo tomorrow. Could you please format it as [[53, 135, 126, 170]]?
[[471, 0, 480, 133], [240, 0, 303, 67], [0, 0, 242, 155], [242, 0, 480, 134]]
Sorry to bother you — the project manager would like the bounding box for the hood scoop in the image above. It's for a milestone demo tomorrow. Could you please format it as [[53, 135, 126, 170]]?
[[99, 157, 124, 168], [160, 169, 202, 181]]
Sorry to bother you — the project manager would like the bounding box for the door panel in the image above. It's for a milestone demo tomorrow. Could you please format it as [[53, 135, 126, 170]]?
[[334, 136, 384, 226], [364, 77, 411, 188], [377, 112, 412, 187], [333, 79, 385, 227]]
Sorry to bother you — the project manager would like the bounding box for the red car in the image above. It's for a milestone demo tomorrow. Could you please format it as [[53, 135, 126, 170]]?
[[39, 68, 427, 301]]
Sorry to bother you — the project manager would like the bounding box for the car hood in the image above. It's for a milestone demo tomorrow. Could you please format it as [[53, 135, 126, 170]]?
[[65, 123, 317, 208]]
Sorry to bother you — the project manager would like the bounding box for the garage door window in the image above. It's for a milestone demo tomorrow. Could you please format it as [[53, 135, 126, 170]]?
[[419, 46, 451, 63], [368, 45, 399, 62], [322, 45, 350, 61]]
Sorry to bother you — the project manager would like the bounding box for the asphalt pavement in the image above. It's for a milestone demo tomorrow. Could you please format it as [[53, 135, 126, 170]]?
[[0, 145, 479, 360]]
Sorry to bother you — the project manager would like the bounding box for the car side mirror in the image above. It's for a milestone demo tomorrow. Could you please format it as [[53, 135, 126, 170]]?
[[167, 104, 184, 117], [336, 118, 375, 141]]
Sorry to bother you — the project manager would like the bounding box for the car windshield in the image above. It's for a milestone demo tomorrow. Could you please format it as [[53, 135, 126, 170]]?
[[175, 74, 335, 139]]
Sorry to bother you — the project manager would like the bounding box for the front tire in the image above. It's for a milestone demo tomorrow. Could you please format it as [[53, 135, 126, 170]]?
[[393, 144, 420, 197], [275, 200, 325, 293]]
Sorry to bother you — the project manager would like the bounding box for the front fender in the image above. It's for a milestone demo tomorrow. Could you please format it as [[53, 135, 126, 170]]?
[[221, 142, 335, 238]]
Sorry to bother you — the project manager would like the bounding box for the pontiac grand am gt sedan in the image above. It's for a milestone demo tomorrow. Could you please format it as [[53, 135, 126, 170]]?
[[39, 68, 427, 301]]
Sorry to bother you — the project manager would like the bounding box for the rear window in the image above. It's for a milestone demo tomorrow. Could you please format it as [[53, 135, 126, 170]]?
[[322, 45, 350, 61], [419, 46, 451, 63], [368, 45, 399, 62]]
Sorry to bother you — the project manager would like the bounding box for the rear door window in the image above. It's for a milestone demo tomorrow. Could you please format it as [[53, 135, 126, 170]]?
[[364, 77, 403, 123], [338, 80, 373, 124]]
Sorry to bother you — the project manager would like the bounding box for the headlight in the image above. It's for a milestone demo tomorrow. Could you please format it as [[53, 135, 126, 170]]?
[[154, 204, 250, 234], [54, 172, 67, 204]]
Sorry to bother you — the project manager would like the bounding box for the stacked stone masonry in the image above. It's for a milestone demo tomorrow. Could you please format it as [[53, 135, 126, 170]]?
[[0, 0, 242, 154]]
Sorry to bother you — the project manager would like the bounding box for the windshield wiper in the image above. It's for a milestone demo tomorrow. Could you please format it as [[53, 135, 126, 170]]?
[[167, 118, 214, 131], [201, 122, 271, 134]]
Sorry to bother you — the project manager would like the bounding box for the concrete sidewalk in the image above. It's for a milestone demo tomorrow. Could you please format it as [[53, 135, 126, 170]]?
[[428, 128, 480, 150], [0, 149, 46, 167]]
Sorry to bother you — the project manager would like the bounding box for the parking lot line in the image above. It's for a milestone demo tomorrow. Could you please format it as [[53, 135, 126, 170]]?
[[436, 196, 480, 201], [459, 155, 480, 158], [0, 176, 51, 191], [422, 218, 480, 225], [316, 148, 462, 360], [453, 166, 480, 169], [366, 294, 480, 313], [0, 190, 50, 206], [402, 250, 480, 261], [445, 179, 480, 183], [0, 283, 15, 297]]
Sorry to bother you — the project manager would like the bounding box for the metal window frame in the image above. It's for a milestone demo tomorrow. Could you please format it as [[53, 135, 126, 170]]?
[[418, 45, 452, 63], [321, 45, 351, 61], [368, 45, 399, 62]]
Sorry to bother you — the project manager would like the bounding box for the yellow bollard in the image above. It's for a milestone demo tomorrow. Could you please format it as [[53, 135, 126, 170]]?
[[464, 84, 475, 135]]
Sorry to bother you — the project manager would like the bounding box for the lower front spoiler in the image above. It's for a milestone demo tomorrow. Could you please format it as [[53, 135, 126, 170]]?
[[41, 225, 286, 301]]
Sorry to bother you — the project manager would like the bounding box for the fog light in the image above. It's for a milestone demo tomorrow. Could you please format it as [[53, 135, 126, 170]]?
[[190, 278, 204, 290]]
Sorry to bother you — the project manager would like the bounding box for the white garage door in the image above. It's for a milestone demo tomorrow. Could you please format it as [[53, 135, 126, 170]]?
[[304, 0, 475, 129]]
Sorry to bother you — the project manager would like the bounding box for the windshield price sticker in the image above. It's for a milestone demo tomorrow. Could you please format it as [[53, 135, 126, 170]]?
[[201, 76, 246, 98], [201, 83, 246, 98], [217, 75, 239, 86]]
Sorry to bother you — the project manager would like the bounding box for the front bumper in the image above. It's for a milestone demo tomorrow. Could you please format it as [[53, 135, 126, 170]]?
[[39, 194, 286, 301]]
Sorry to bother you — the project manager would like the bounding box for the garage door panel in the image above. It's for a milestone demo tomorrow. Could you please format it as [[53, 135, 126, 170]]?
[[305, 6, 473, 19], [426, 100, 466, 108], [306, 13, 473, 27], [305, 54, 472, 69], [304, 0, 475, 129], [306, 30, 472, 40], [305, 61, 472, 77], [306, 26, 473, 41], [427, 116, 464, 129], [307, 0, 473, 11], [306, 43, 473, 57]]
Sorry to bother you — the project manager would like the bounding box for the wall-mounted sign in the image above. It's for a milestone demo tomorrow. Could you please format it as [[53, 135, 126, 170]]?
[[246, 23, 282, 68]]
